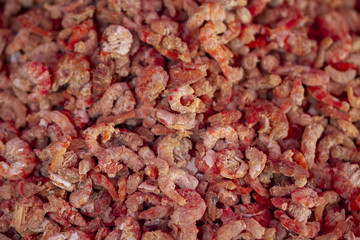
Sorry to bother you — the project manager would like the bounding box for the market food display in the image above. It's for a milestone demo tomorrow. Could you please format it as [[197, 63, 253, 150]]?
[[0, 0, 360, 239]]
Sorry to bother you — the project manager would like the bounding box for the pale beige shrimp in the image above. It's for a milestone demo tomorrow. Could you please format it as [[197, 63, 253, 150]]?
[[10, 61, 51, 102], [89, 83, 136, 118], [40, 111, 77, 138], [158, 167, 199, 206], [246, 147, 267, 179], [187, 2, 226, 32], [0, 91, 27, 128], [168, 86, 202, 113], [347, 86, 360, 108], [0, 137, 36, 180], [325, 64, 357, 84], [202, 125, 238, 150], [301, 123, 324, 169], [83, 123, 116, 154]]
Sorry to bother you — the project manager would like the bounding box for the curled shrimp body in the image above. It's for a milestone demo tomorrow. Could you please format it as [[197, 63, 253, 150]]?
[[10, 61, 51, 102], [40, 111, 77, 138], [168, 86, 202, 113], [89, 82, 136, 118], [158, 167, 199, 206], [199, 21, 244, 83], [215, 148, 248, 179], [202, 125, 238, 150], [0, 137, 36, 180], [245, 100, 289, 140], [83, 123, 116, 154]]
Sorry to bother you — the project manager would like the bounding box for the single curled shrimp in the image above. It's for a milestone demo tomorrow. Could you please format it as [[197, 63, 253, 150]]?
[[168, 86, 202, 113], [0, 137, 36, 180], [215, 148, 248, 179], [83, 123, 116, 154], [40, 110, 77, 138], [202, 125, 238, 150], [89, 82, 136, 118], [10, 61, 51, 102], [158, 166, 199, 206]]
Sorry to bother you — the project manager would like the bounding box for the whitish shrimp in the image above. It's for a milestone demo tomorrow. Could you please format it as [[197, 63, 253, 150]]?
[[0, 137, 36, 180], [168, 86, 202, 113], [301, 123, 324, 169], [199, 21, 244, 83], [215, 148, 248, 179], [158, 167, 199, 206], [89, 83, 136, 118], [245, 100, 289, 140], [40, 111, 77, 138], [0, 92, 27, 128], [202, 125, 238, 150], [187, 2, 226, 32], [10, 61, 51, 102]]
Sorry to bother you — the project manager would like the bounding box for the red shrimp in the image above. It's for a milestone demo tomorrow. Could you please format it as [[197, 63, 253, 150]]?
[[202, 125, 238, 150], [114, 216, 141, 240], [317, 131, 345, 163], [48, 230, 91, 240], [80, 189, 112, 218], [0, 138, 36, 180], [275, 210, 320, 238], [89, 170, 119, 201], [10, 62, 51, 102], [308, 86, 349, 112], [83, 123, 116, 154], [61, 20, 95, 51], [89, 82, 136, 118], [17, 9, 53, 39], [245, 100, 289, 140], [215, 148, 248, 179], [271, 157, 309, 188], [246, 147, 267, 179], [158, 167, 199, 206], [301, 123, 324, 169]]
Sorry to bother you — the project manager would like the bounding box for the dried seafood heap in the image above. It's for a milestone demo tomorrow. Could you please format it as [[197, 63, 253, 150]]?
[[0, 0, 360, 239]]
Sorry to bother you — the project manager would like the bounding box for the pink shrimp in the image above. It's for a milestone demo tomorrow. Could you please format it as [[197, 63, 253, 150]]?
[[10, 62, 51, 102], [0, 92, 27, 128], [114, 216, 141, 240], [168, 86, 202, 113], [213, 219, 246, 240], [40, 110, 77, 138], [215, 148, 248, 179], [158, 167, 199, 206], [69, 177, 93, 208], [155, 109, 197, 131], [89, 82, 136, 118], [246, 147, 267, 179], [245, 99, 289, 140], [187, 2, 226, 32], [170, 189, 206, 239], [0, 137, 36, 180], [275, 210, 320, 238], [199, 21, 244, 83], [83, 123, 116, 154], [202, 125, 238, 150]]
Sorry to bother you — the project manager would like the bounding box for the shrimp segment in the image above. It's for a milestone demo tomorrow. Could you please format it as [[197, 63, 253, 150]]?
[[0, 138, 36, 180]]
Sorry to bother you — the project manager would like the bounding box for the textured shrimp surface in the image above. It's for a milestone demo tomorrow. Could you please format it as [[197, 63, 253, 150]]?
[[1, 0, 360, 239]]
